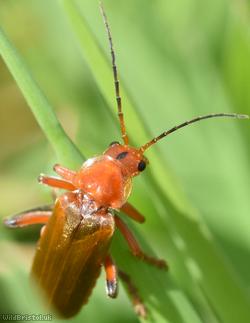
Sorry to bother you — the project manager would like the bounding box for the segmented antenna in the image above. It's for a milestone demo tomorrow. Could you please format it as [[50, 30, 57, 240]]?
[[100, 3, 129, 145], [140, 113, 249, 152]]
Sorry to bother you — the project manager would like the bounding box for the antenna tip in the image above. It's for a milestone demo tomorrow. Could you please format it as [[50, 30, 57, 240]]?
[[237, 114, 249, 119]]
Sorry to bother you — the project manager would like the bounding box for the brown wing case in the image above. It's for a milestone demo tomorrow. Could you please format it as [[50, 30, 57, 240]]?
[[31, 192, 114, 318]]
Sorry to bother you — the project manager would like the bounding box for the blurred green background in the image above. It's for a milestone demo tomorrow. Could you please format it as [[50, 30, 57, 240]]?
[[0, 1, 250, 322]]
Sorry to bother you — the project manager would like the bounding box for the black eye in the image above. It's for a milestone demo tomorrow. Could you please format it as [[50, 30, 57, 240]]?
[[109, 141, 120, 146], [138, 160, 146, 172]]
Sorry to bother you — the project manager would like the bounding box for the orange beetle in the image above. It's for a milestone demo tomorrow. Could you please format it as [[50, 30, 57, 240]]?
[[4, 3, 248, 319]]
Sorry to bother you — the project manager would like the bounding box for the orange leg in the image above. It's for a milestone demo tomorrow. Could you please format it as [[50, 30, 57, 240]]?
[[114, 215, 168, 270], [53, 164, 76, 181], [121, 203, 145, 223], [38, 175, 76, 191], [104, 255, 118, 298], [4, 206, 52, 228], [118, 270, 147, 318]]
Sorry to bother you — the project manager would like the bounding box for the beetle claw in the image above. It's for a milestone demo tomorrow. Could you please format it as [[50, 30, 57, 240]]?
[[4, 218, 17, 228], [106, 280, 118, 298]]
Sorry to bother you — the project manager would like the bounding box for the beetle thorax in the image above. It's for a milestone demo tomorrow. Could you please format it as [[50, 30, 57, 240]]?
[[72, 156, 132, 209]]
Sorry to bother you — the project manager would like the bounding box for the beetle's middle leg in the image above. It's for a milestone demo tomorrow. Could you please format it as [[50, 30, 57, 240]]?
[[114, 215, 168, 270]]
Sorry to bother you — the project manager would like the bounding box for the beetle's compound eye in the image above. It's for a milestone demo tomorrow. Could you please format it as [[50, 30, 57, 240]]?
[[138, 160, 146, 172], [109, 141, 120, 147]]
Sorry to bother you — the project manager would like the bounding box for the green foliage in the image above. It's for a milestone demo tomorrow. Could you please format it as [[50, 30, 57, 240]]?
[[0, 1, 249, 323], [0, 27, 83, 169]]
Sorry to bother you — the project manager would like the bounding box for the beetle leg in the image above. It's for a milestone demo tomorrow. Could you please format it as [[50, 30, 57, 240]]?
[[53, 164, 76, 181], [118, 269, 147, 318], [114, 215, 168, 270], [4, 206, 52, 228], [38, 174, 76, 191], [121, 202, 145, 223], [104, 255, 118, 298]]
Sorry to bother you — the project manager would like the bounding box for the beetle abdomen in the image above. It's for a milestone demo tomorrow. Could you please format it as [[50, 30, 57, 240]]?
[[31, 192, 114, 318]]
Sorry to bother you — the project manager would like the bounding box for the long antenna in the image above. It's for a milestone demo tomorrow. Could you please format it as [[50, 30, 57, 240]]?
[[100, 3, 129, 145], [140, 113, 249, 152]]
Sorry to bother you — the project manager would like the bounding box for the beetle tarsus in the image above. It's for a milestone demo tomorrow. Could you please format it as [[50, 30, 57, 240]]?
[[118, 270, 147, 318], [104, 255, 118, 298], [106, 280, 118, 298], [4, 208, 51, 228], [140, 254, 168, 270], [4, 218, 17, 228]]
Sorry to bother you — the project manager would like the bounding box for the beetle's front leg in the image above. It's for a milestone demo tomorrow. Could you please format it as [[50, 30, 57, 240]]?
[[4, 205, 52, 228], [114, 215, 168, 270], [38, 174, 76, 191], [53, 164, 76, 182], [104, 254, 118, 298]]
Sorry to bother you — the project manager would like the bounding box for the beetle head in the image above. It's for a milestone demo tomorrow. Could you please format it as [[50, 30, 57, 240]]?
[[104, 142, 148, 178]]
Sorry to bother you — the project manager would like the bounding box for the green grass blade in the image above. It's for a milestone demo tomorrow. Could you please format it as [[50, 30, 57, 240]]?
[[0, 27, 83, 169]]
